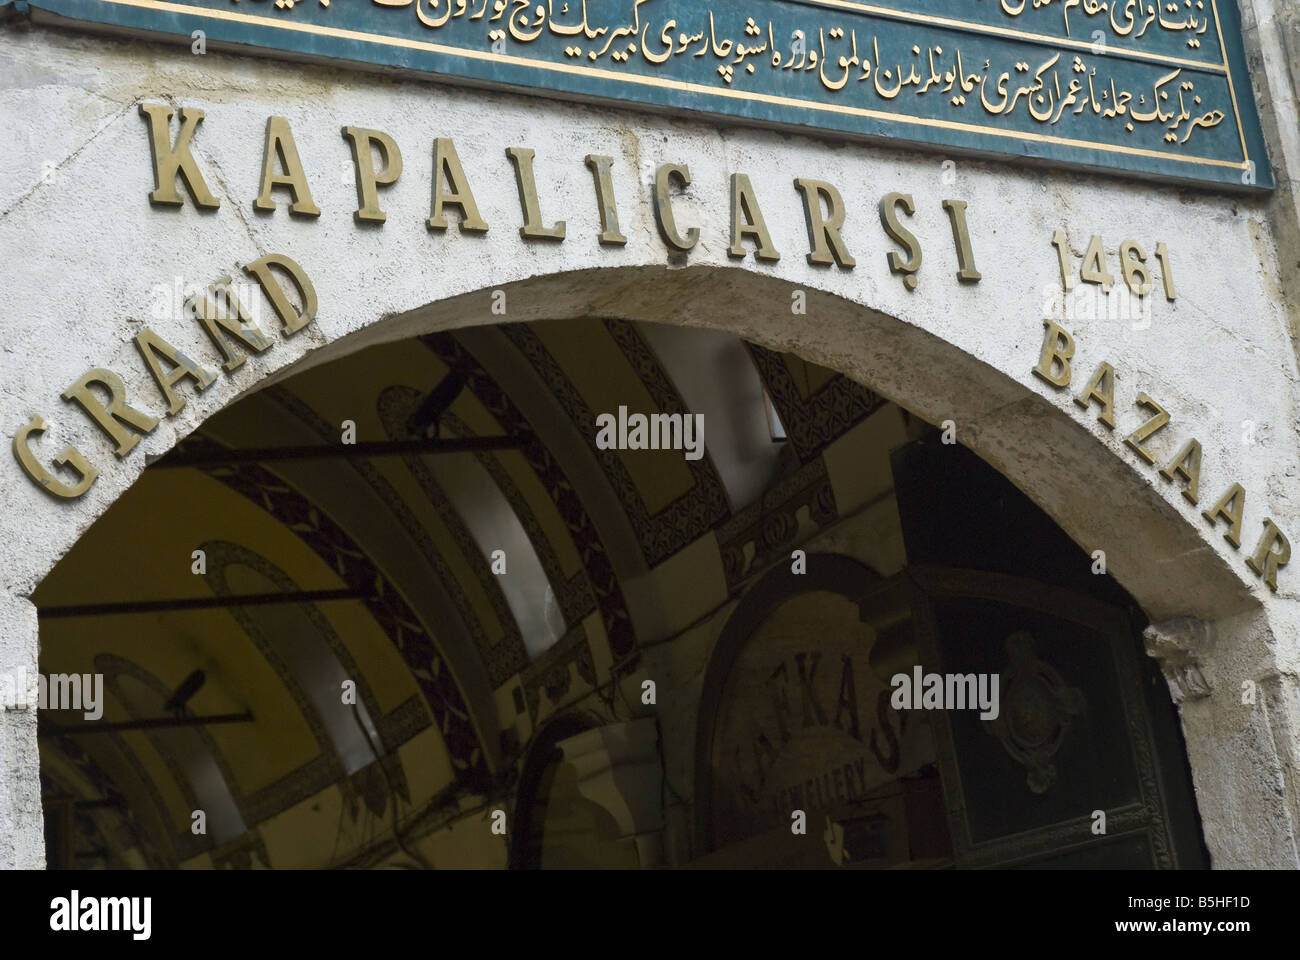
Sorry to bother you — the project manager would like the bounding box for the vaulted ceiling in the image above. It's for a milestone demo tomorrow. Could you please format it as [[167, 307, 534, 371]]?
[[33, 317, 897, 868]]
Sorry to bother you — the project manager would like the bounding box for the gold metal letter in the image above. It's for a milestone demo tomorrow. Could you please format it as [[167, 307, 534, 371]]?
[[255, 116, 320, 217], [134, 327, 218, 416], [794, 178, 854, 268], [728, 174, 780, 263], [1073, 361, 1116, 429], [1158, 438, 1203, 505], [13, 415, 99, 499], [1246, 520, 1290, 591], [584, 155, 627, 246], [1124, 393, 1170, 465], [1202, 482, 1246, 549], [653, 163, 699, 252], [506, 147, 565, 241], [138, 103, 220, 209], [191, 280, 274, 372], [61, 368, 160, 458], [342, 126, 402, 224], [1033, 320, 1075, 388], [942, 199, 982, 282], [879, 192, 922, 290], [244, 253, 318, 336], [428, 138, 488, 233]]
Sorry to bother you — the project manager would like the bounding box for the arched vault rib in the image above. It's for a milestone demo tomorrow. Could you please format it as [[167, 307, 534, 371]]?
[[189, 393, 500, 783], [424, 331, 640, 661], [262, 383, 530, 686], [498, 320, 730, 567]]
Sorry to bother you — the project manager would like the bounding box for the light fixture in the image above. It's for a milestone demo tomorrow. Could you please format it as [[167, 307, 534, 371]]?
[[407, 372, 467, 440], [763, 389, 787, 443]]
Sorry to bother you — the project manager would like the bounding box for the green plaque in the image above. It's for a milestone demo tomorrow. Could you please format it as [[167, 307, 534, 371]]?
[[6, 0, 1274, 190]]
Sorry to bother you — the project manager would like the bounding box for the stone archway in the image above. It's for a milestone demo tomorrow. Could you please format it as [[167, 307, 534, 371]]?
[[4, 265, 1292, 868]]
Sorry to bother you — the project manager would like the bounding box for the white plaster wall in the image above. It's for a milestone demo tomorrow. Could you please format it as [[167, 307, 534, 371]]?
[[1, 22, 1298, 867]]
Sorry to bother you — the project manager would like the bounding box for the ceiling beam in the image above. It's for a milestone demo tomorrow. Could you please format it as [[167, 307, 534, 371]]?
[[38, 588, 371, 619], [148, 436, 522, 469], [39, 712, 254, 737]]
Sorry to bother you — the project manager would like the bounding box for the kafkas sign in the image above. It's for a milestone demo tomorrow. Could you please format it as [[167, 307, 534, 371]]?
[[12, 0, 1273, 190], [709, 594, 935, 850]]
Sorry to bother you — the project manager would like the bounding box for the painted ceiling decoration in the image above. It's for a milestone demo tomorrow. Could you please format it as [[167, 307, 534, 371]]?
[[95, 652, 249, 861], [177, 432, 488, 786], [423, 330, 640, 662], [745, 344, 890, 464], [438, 406, 600, 630], [501, 320, 732, 567], [263, 383, 530, 689], [36, 318, 897, 868], [717, 457, 841, 589], [197, 542, 418, 826], [376, 386, 538, 678], [41, 732, 166, 868]]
